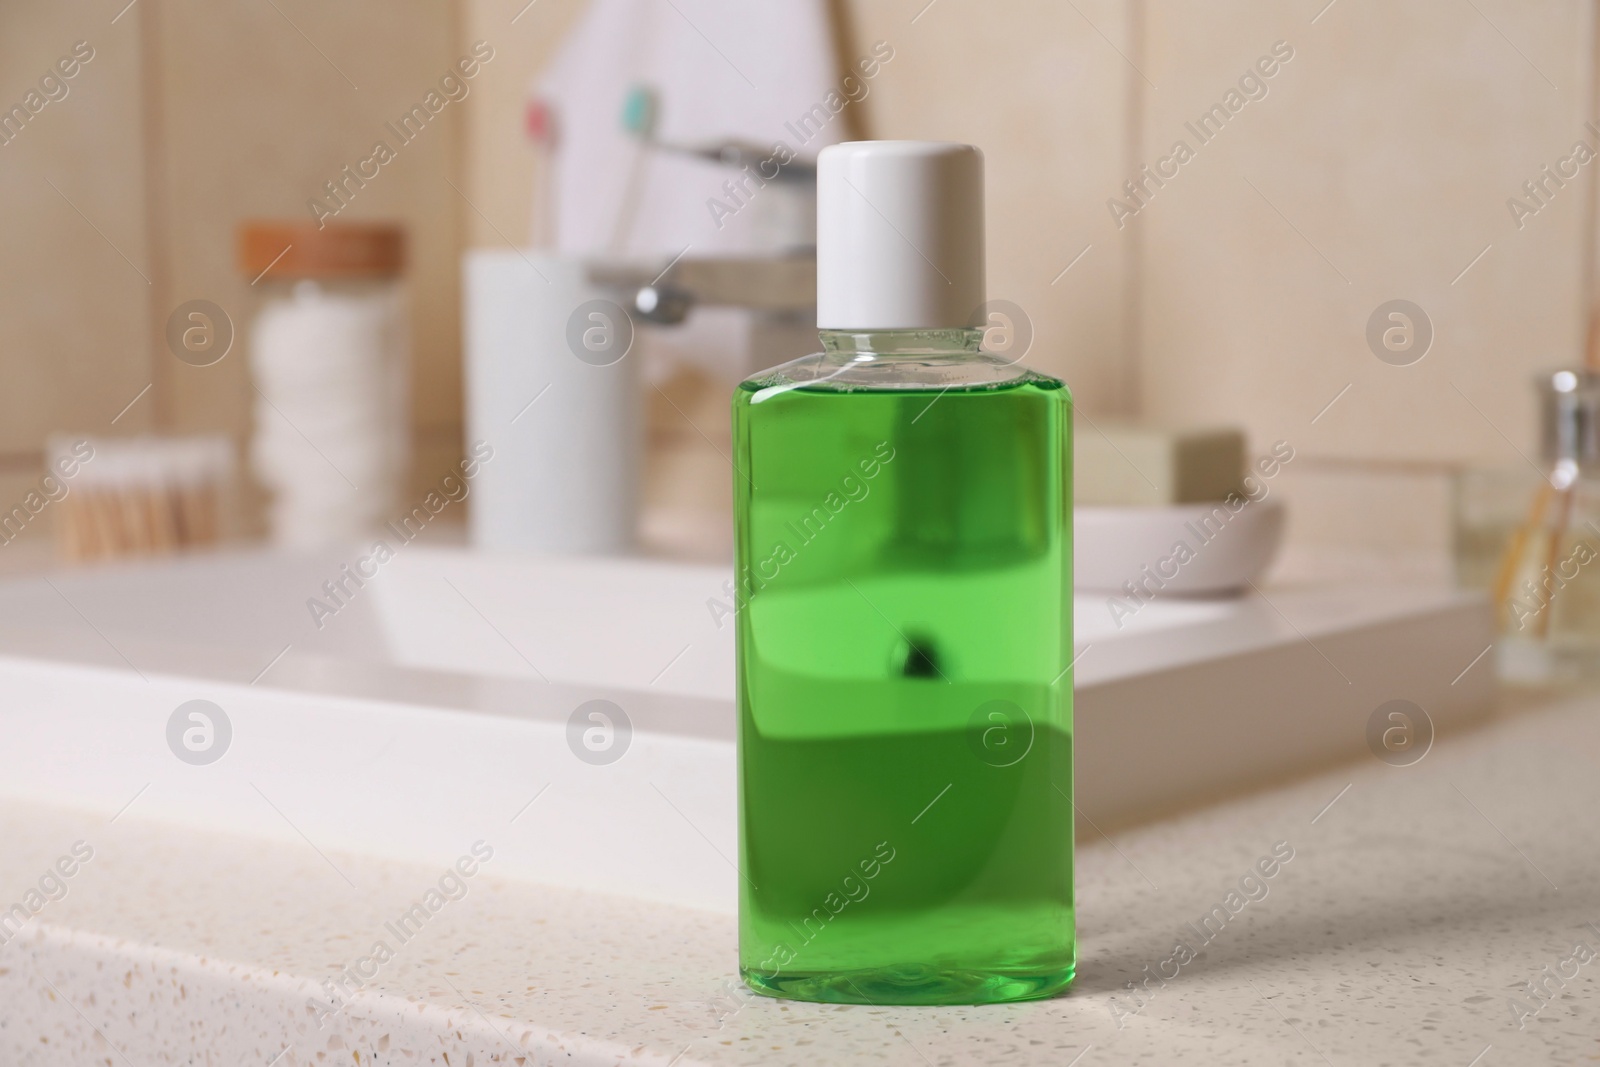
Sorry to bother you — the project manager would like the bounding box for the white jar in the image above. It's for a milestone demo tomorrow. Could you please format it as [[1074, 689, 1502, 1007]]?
[[239, 223, 407, 548]]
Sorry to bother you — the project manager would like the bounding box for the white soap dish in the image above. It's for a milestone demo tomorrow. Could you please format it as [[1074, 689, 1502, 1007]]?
[[1075, 499, 1286, 595]]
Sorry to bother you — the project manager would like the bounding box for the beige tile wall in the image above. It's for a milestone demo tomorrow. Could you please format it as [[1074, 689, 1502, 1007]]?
[[0, 2, 153, 447], [1136, 0, 1595, 557]]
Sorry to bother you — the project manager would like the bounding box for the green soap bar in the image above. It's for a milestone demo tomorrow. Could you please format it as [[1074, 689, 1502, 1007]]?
[[1074, 421, 1243, 505]]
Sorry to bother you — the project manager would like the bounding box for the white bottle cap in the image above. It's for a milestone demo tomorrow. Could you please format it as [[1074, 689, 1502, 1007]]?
[[816, 141, 985, 331]]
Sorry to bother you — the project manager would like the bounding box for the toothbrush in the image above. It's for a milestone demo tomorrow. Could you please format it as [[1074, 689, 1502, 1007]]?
[[608, 82, 658, 255], [525, 95, 558, 249]]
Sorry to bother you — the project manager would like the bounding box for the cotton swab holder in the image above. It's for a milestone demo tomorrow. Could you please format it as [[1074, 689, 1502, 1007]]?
[[53, 435, 232, 562]]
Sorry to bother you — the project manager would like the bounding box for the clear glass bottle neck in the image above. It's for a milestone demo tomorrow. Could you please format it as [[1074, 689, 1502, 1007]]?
[[740, 326, 1033, 390], [819, 328, 984, 360]]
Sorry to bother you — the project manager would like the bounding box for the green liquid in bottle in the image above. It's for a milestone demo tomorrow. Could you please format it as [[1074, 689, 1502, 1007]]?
[[732, 338, 1074, 1005]]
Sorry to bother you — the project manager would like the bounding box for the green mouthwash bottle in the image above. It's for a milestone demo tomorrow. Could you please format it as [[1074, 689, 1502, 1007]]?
[[733, 141, 1074, 1005]]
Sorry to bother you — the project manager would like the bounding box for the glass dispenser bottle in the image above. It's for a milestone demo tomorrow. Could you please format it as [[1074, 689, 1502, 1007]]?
[[1455, 369, 1600, 679]]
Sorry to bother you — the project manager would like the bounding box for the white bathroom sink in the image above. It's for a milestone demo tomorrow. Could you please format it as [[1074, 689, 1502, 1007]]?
[[0, 547, 733, 701], [0, 546, 1493, 913]]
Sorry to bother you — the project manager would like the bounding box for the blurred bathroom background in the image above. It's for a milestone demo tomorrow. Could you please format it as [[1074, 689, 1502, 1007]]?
[[3, 0, 1598, 673]]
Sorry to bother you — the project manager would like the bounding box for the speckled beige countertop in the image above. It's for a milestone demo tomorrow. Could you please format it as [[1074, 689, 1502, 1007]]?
[[3, 687, 1599, 1066]]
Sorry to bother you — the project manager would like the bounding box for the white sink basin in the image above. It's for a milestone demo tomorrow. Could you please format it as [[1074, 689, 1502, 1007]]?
[[0, 546, 1493, 913]]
